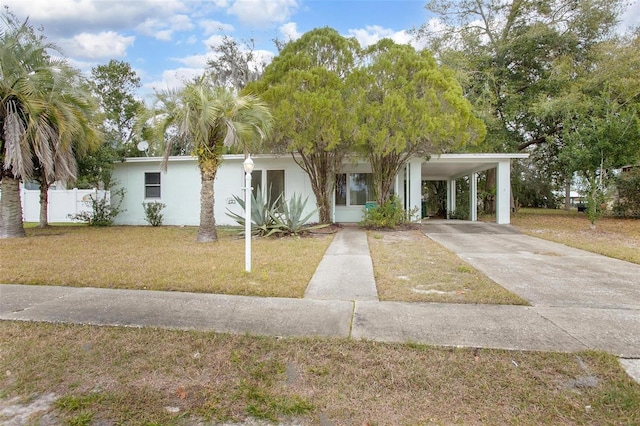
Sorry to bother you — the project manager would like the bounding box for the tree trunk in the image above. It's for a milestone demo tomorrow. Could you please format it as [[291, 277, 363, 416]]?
[[483, 169, 496, 214], [293, 151, 335, 224], [0, 175, 26, 238], [564, 180, 571, 210], [38, 183, 50, 228], [197, 166, 218, 242]]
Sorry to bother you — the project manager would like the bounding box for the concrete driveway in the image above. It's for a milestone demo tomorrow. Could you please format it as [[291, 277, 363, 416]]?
[[422, 221, 640, 357]]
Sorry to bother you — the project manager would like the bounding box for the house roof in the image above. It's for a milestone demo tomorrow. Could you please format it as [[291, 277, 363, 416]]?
[[119, 152, 529, 181]]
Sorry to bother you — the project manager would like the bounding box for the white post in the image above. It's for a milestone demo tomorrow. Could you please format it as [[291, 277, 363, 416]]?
[[243, 156, 255, 273], [469, 172, 478, 222], [496, 160, 511, 224], [447, 179, 456, 219]]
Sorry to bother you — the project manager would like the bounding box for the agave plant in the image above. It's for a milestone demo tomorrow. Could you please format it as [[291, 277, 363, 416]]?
[[272, 193, 328, 236], [226, 186, 284, 236], [226, 190, 327, 237]]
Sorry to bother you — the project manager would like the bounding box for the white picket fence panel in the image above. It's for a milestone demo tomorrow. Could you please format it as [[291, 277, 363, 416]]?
[[20, 188, 110, 223]]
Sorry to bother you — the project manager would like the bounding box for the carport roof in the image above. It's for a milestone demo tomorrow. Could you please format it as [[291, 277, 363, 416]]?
[[420, 153, 529, 181]]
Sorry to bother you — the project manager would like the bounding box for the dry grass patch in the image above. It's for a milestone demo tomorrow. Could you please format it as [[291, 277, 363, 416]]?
[[512, 210, 640, 265], [1, 321, 639, 425], [0, 226, 332, 298], [368, 230, 528, 305]]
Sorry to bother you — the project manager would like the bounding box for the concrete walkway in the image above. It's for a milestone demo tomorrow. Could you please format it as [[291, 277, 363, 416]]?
[[1, 223, 639, 383], [304, 226, 378, 301]]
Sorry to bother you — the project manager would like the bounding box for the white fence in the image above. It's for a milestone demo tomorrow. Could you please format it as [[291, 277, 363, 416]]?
[[20, 188, 109, 223]]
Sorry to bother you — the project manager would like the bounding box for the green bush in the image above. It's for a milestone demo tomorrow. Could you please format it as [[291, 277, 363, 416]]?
[[613, 168, 640, 217], [68, 189, 125, 226], [361, 196, 417, 229], [142, 201, 166, 226]]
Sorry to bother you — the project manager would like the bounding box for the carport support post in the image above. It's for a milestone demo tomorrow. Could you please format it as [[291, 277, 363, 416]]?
[[469, 172, 478, 222], [408, 159, 422, 221], [496, 160, 511, 224], [447, 179, 456, 219]]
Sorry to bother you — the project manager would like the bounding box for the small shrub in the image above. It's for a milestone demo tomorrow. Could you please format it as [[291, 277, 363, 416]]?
[[361, 196, 417, 229], [449, 207, 470, 220], [142, 201, 166, 226], [68, 188, 125, 226], [613, 168, 640, 218]]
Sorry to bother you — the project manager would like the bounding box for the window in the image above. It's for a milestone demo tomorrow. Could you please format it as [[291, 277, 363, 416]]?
[[335, 173, 374, 206], [251, 170, 262, 200], [145, 172, 161, 198], [335, 174, 347, 205], [267, 170, 285, 204], [350, 173, 374, 205], [250, 170, 285, 204]]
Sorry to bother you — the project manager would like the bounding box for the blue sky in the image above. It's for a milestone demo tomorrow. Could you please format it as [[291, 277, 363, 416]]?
[[2, 0, 638, 98]]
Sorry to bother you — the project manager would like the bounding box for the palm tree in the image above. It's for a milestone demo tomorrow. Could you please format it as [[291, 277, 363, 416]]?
[[33, 69, 101, 228], [1, 11, 101, 237], [144, 76, 272, 242]]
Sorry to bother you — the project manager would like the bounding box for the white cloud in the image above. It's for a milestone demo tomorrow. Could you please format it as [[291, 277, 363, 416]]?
[[620, 0, 640, 32], [203, 34, 227, 49], [348, 25, 418, 48], [252, 49, 275, 69], [136, 14, 194, 41], [146, 67, 204, 92], [2, 0, 189, 37], [58, 31, 135, 59], [279, 22, 301, 42], [172, 53, 216, 68], [199, 19, 235, 35], [228, 0, 298, 27]]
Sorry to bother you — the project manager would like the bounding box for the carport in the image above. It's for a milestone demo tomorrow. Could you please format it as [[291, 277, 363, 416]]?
[[402, 153, 529, 225]]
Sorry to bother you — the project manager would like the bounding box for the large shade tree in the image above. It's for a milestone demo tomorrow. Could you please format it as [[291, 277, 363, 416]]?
[[416, 0, 627, 209], [0, 10, 100, 237], [142, 76, 272, 242], [245, 27, 360, 223], [347, 39, 486, 205], [554, 31, 640, 227]]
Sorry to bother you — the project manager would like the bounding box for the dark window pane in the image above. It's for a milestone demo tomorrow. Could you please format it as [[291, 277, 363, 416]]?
[[251, 170, 262, 199], [335, 174, 346, 205], [350, 173, 373, 205], [145, 186, 161, 198], [145, 173, 160, 185], [267, 170, 284, 203]]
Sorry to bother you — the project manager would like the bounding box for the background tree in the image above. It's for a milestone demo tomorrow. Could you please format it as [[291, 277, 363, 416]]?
[[207, 36, 265, 92], [72, 60, 143, 193], [1, 9, 100, 237], [245, 27, 360, 223], [417, 0, 626, 210], [140, 76, 272, 242], [90, 60, 142, 150], [347, 39, 485, 205]]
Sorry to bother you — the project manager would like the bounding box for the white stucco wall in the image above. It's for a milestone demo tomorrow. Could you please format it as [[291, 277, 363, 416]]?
[[111, 155, 319, 226]]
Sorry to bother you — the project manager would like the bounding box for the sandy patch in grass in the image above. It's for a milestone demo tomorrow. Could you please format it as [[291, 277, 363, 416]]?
[[368, 230, 528, 305]]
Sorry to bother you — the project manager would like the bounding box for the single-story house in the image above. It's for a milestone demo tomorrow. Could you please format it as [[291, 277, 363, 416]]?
[[111, 153, 528, 227]]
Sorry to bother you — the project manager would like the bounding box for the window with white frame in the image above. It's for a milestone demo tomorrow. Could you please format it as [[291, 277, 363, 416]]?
[[335, 173, 374, 206], [144, 172, 161, 199], [250, 169, 285, 203]]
